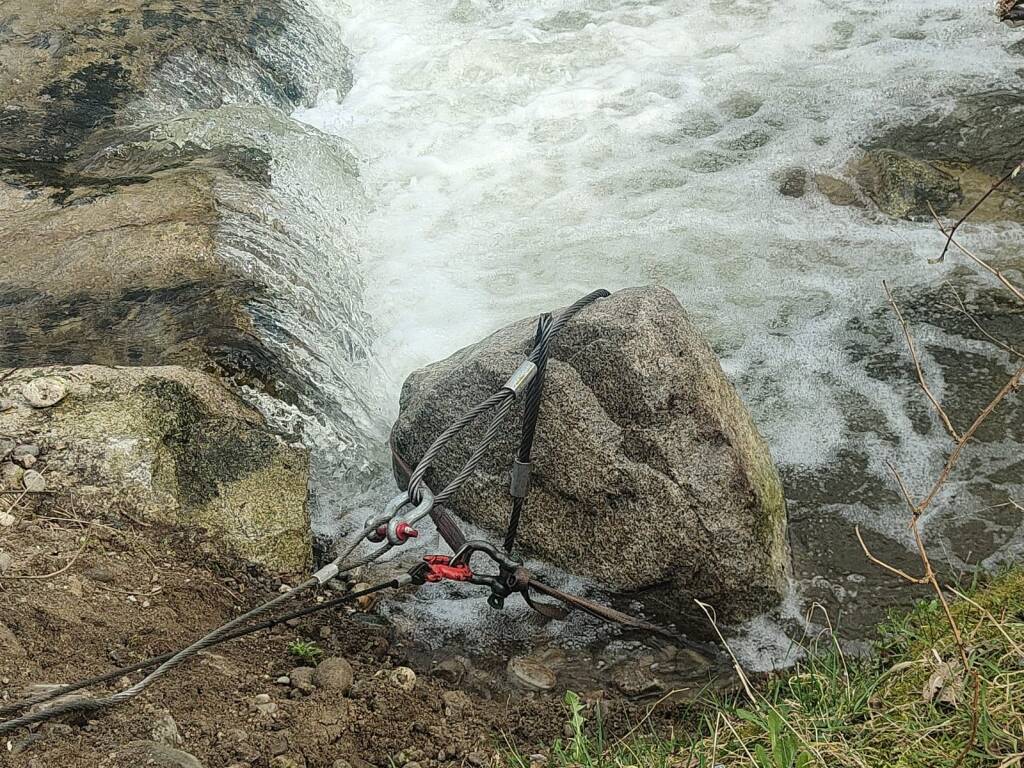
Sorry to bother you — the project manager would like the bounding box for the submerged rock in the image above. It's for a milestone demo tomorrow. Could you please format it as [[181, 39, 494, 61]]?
[[852, 149, 962, 220], [391, 287, 790, 622], [0, 365, 310, 572], [836, 89, 1024, 223]]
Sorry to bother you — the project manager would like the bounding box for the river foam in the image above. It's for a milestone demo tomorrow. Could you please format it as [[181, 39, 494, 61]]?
[[295, 0, 1024, 642]]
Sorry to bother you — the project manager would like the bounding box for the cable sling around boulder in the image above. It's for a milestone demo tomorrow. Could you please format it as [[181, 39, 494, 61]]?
[[0, 288, 685, 736]]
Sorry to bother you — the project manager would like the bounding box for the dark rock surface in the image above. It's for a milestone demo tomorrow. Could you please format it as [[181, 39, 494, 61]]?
[[391, 287, 790, 622], [0, 0, 351, 403]]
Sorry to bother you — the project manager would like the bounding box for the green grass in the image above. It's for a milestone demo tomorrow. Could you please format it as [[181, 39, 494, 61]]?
[[508, 569, 1024, 768], [286, 638, 324, 665]]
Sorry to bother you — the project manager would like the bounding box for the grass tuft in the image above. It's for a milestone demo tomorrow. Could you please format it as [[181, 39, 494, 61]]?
[[507, 569, 1024, 768]]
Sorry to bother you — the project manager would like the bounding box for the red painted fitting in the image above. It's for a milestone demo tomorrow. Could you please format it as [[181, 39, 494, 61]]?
[[395, 522, 419, 543]]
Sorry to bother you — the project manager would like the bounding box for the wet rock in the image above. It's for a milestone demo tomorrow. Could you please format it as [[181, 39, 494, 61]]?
[[814, 174, 865, 207], [110, 740, 204, 768], [22, 470, 46, 493], [22, 377, 68, 409], [151, 711, 184, 747], [1, 462, 25, 489], [859, 90, 1024, 223], [507, 657, 557, 692], [0, 366, 310, 572], [12, 444, 39, 468], [388, 666, 417, 692], [392, 287, 790, 621], [611, 663, 664, 698], [288, 666, 316, 694], [778, 167, 807, 198], [432, 657, 470, 685], [314, 657, 354, 694], [0, 0, 354, 414], [852, 149, 962, 220]]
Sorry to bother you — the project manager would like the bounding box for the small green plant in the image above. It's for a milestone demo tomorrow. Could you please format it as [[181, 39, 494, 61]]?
[[287, 638, 323, 665]]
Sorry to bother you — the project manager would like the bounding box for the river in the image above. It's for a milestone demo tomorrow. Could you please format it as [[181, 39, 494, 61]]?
[[273, 0, 1024, 669]]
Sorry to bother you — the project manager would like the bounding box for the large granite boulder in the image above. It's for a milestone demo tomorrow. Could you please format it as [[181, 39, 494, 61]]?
[[391, 287, 790, 622], [0, 365, 311, 572]]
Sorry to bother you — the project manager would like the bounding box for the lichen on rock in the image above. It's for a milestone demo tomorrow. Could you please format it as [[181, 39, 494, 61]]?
[[391, 287, 790, 622], [0, 365, 311, 572]]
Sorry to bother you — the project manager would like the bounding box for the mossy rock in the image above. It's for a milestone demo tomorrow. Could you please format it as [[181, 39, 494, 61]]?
[[0, 365, 311, 573]]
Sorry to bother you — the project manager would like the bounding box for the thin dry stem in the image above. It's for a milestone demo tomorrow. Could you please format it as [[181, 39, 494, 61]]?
[[884, 281, 960, 440]]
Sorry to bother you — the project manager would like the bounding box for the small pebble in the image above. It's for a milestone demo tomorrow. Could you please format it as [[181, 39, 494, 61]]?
[[12, 445, 39, 469], [507, 656, 556, 692], [288, 667, 316, 694], [389, 666, 416, 693], [22, 470, 46, 493], [275, 676, 291, 686], [22, 377, 68, 408], [0, 439, 15, 461], [0, 551, 12, 574], [314, 657, 353, 695], [0, 511, 15, 528], [1, 462, 24, 489]]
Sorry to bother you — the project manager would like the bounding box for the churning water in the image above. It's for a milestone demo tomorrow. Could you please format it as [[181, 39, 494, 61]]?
[[276, 0, 1023, 663]]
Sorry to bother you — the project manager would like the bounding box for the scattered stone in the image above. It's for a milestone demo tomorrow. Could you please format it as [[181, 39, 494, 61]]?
[[9, 733, 44, 755], [269, 732, 289, 756], [22, 470, 46, 492], [778, 167, 807, 198], [852, 148, 963, 220], [1, 462, 25, 490], [0, 550, 12, 574], [12, 444, 39, 468], [507, 657, 556, 692], [111, 741, 204, 768], [151, 711, 184, 747], [319, 625, 332, 639], [314, 657, 354, 695], [275, 675, 291, 685], [432, 657, 470, 685], [467, 751, 491, 768], [388, 666, 416, 693], [814, 174, 864, 207], [442, 690, 471, 718], [352, 582, 376, 611], [0, 510, 15, 528], [611, 663, 664, 698], [288, 666, 316, 694], [270, 758, 303, 768], [392, 287, 790, 620], [0, 438, 15, 461], [22, 377, 68, 408]]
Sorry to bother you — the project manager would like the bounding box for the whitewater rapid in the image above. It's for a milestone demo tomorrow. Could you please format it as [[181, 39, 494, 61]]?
[[288, 0, 1023, 655]]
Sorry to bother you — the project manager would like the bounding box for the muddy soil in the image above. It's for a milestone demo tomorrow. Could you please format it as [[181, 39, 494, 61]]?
[[0, 493, 702, 768]]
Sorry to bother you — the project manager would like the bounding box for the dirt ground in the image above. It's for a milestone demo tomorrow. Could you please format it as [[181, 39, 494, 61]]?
[[0, 493, 692, 768]]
